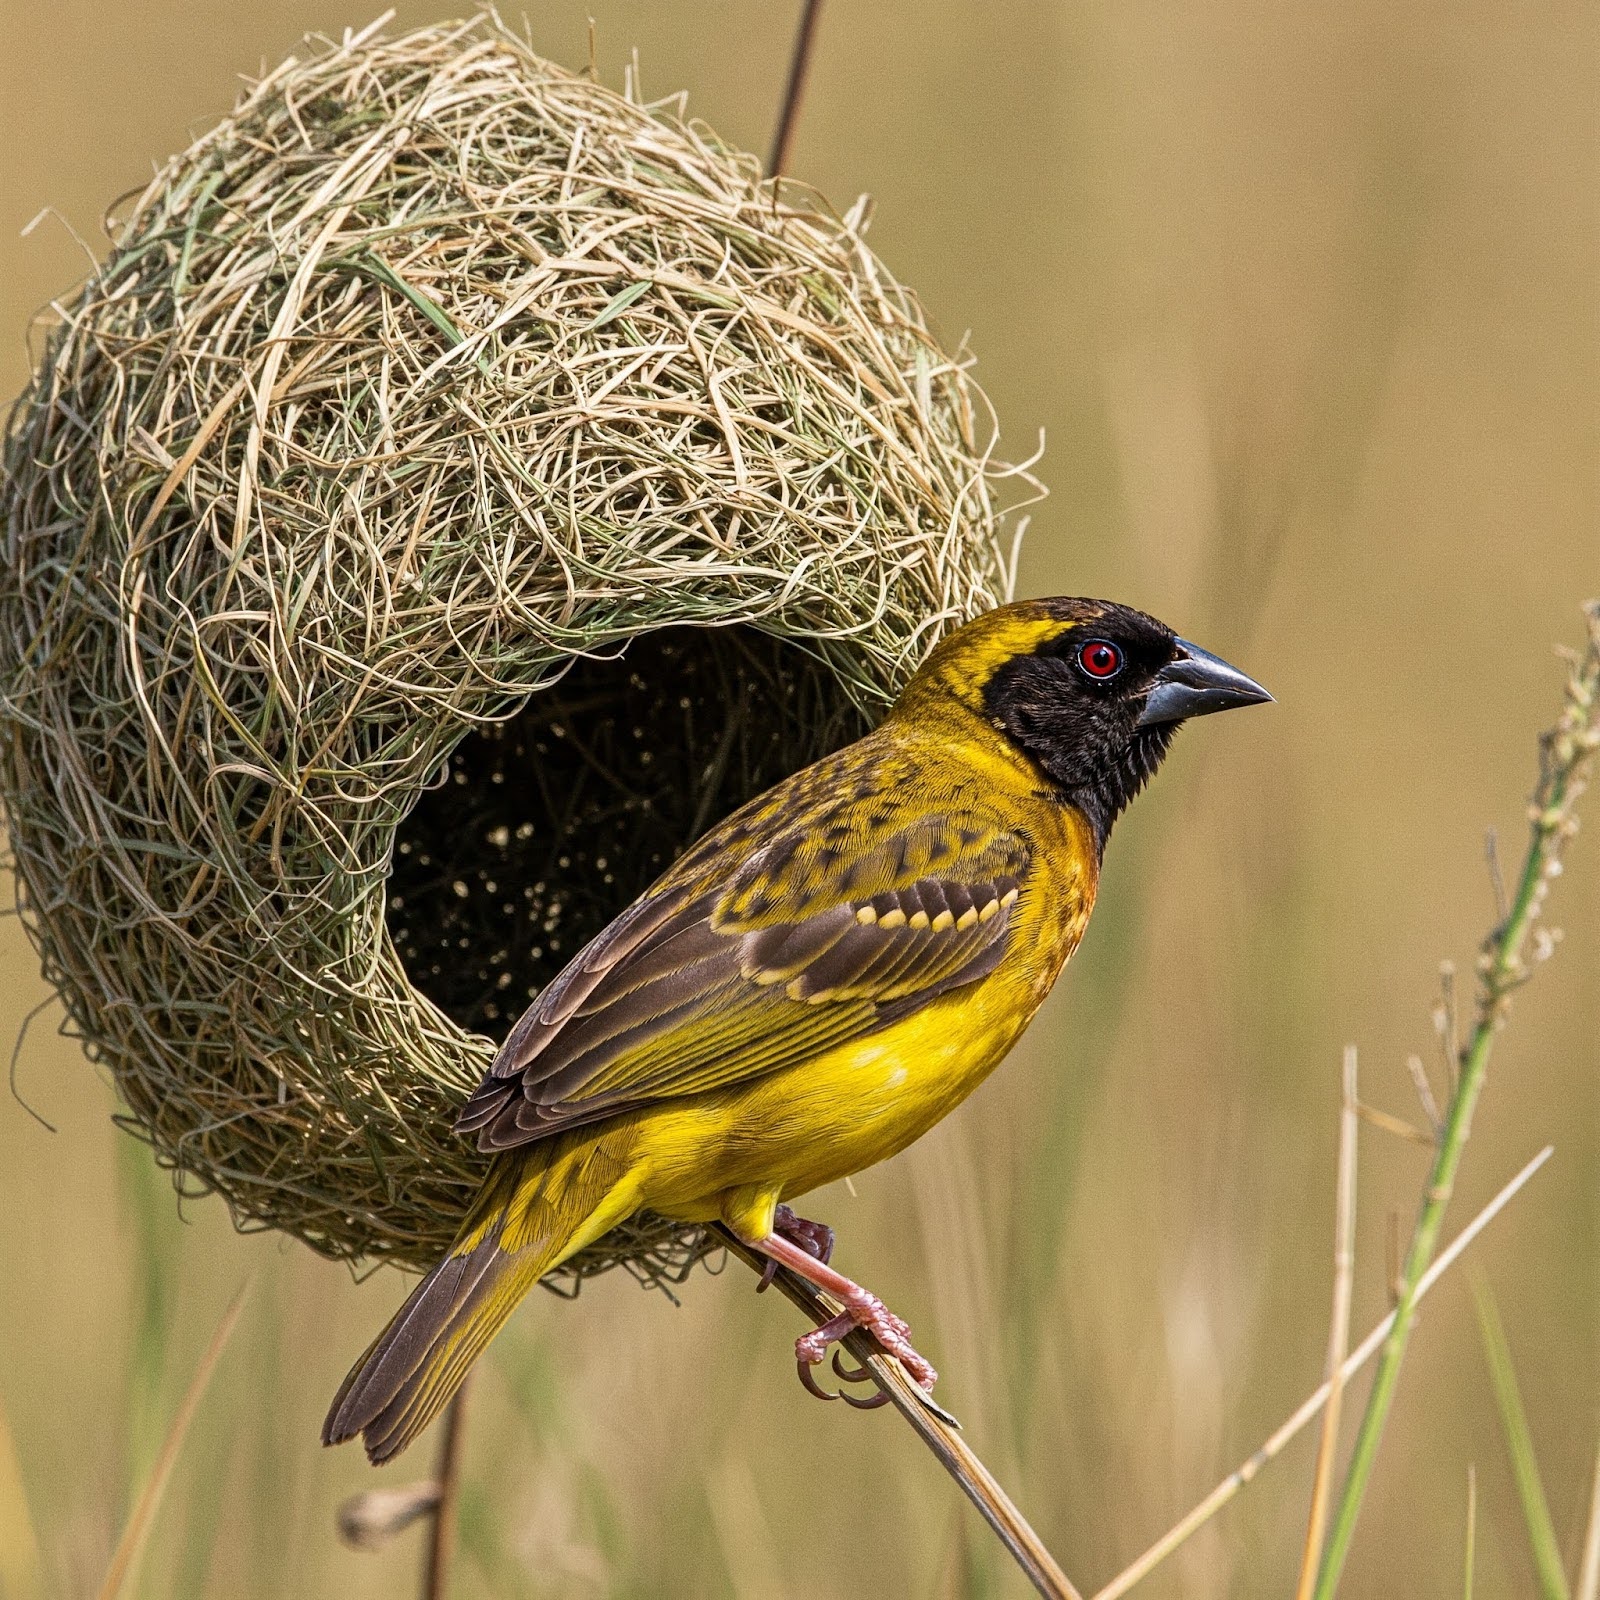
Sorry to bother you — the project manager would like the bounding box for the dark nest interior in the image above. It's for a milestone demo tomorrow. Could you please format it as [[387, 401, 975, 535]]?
[[387, 625, 869, 1041]]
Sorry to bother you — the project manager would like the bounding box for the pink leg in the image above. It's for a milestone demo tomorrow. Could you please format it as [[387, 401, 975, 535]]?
[[751, 1228, 938, 1395]]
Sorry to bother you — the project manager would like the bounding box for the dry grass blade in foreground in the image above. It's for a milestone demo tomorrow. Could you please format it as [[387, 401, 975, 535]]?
[[97, 1280, 250, 1600], [1464, 1467, 1478, 1599], [1293, 1045, 1359, 1600], [1577, 1444, 1600, 1600], [1088, 1146, 1552, 1600]]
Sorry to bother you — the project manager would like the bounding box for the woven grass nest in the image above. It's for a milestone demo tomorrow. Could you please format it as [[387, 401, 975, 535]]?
[[0, 13, 1031, 1291]]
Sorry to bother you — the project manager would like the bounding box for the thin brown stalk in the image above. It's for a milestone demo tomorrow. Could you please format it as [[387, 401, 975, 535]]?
[[1089, 1146, 1551, 1600], [768, 0, 825, 177], [97, 1280, 251, 1600], [422, 1376, 471, 1600], [1294, 1046, 1360, 1598], [1464, 1465, 1478, 1599], [716, 1227, 1083, 1600], [1385, 1212, 1403, 1307]]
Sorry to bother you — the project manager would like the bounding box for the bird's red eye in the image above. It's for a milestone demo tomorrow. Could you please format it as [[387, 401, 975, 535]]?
[[1077, 640, 1123, 680]]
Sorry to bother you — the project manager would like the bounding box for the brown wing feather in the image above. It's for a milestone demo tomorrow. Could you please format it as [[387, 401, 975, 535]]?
[[455, 750, 1031, 1153]]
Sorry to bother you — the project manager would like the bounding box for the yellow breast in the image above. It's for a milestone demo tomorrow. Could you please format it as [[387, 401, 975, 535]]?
[[642, 798, 1098, 1221]]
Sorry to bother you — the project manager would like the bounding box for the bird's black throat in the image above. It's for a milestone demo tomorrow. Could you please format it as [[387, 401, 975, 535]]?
[[1036, 721, 1178, 848]]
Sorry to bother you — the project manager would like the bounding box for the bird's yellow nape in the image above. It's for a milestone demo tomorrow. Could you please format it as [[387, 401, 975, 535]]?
[[894, 603, 1082, 716]]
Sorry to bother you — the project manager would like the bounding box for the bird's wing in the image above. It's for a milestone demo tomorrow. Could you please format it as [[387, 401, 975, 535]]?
[[455, 802, 1031, 1153]]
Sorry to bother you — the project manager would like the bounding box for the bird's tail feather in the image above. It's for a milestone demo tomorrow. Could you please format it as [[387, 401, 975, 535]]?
[[323, 1132, 637, 1463]]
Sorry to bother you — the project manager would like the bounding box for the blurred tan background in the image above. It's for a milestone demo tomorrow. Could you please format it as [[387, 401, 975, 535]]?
[[1, 3, 1595, 1596]]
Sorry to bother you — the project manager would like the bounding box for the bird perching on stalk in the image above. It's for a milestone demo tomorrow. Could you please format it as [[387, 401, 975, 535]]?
[[325, 597, 1271, 1462]]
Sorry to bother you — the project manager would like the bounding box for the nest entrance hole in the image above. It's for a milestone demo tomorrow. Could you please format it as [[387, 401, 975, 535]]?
[[387, 626, 871, 1039]]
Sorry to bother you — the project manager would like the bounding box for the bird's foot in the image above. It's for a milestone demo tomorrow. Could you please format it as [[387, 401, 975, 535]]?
[[794, 1291, 937, 1398], [747, 1216, 934, 1408], [756, 1205, 834, 1293]]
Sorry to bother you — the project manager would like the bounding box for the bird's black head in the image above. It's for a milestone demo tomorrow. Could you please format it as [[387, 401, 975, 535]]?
[[901, 597, 1272, 847]]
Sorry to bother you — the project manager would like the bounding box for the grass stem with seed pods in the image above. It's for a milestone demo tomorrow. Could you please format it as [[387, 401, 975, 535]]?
[[1313, 603, 1600, 1596]]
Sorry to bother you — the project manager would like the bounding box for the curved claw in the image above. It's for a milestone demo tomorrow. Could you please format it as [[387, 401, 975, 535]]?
[[796, 1356, 839, 1403], [831, 1350, 890, 1409], [830, 1349, 875, 1385], [840, 1384, 891, 1411], [756, 1257, 780, 1294]]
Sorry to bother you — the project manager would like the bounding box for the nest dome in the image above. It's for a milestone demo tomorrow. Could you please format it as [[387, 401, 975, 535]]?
[[0, 14, 1028, 1285]]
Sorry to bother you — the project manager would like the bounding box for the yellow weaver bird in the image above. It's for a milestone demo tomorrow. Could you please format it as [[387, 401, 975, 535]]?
[[325, 597, 1269, 1462]]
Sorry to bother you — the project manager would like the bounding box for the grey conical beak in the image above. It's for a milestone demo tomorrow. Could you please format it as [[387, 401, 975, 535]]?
[[1136, 638, 1273, 727]]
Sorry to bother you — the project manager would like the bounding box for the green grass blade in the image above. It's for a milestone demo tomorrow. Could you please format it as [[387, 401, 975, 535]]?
[[117, 1135, 175, 1501], [352, 252, 466, 346], [586, 279, 651, 330], [1471, 1274, 1570, 1600], [332, 251, 493, 376], [96, 1280, 251, 1600]]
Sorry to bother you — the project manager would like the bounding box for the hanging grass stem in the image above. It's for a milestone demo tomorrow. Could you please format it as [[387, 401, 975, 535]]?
[[768, 1, 825, 177]]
